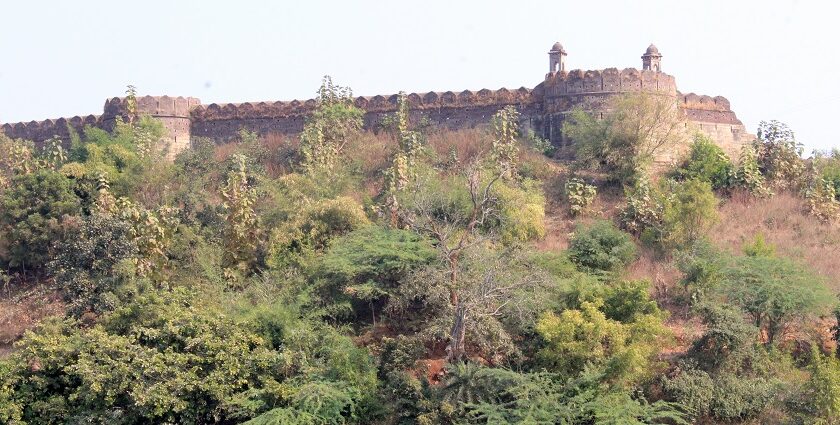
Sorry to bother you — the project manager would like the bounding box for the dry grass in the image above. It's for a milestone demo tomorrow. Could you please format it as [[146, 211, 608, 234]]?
[[0, 285, 65, 356], [427, 128, 492, 162], [712, 191, 840, 290]]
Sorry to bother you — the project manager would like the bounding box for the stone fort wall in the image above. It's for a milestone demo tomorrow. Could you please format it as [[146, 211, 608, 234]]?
[[0, 45, 753, 161]]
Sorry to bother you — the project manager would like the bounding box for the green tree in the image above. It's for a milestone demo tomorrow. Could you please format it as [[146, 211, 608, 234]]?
[[49, 214, 139, 316], [663, 303, 777, 421], [299, 76, 364, 175], [0, 170, 82, 271], [564, 177, 597, 216], [753, 120, 805, 189], [221, 154, 260, 274], [717, 256, 834, 344], [311, 226, 437, 323], [535, 297, 669, 387], [269, 196, 370, 270], [731, 143, 771, 196], [490, 106, 520, 180], [805, 347, 840, 424], [2, 289, 379, 424]]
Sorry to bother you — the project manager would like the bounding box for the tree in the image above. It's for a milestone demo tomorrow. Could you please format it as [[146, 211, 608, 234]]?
[[731, 143, 771, 196], [311, 226, 437, 323], [717, 256, 834, 344], [382, 92, 426, 224], [0, 170, 82, 271], [805, 347, 840, 423], [2, 289, 379, 424], [753, 120, 805, 189], [564, 177, 597, 216], [462, 367, 687, 424], [662, 303, 777, 421], [490, 105, 520, 180], [390, 246, 550, 363], [221, 154, 260, 274], [299, 76, 364, 175], [49, 214, 139, 316], [565, 92, 686, 184]]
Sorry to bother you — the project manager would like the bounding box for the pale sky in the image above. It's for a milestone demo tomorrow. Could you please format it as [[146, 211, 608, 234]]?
[[1, 0, 838, 152]]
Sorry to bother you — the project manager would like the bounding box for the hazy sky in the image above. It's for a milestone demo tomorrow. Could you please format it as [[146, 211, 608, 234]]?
[[1, 0, 838, 152]]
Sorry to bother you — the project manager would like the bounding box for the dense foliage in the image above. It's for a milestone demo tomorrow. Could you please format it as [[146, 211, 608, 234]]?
[[0, 85, 837, 425]]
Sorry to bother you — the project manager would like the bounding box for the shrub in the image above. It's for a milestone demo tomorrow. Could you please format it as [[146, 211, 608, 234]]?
[[663, 303, 776, 421], [804, 176, 840, 222], [673, 133, 733, 190], [731, 144, 771, 196], [312, 226, 437, 322], [49, 214, 139, 315], [536, 298, 669, 386], [753, 120, 805, 189], [493, 178, 546, 244], [0, 170, 82, 271], [620, 177, 668, 244], [568, 220, 637, 273], [269, 197, 370, 269], [564, 177, 597, 216], [662, 179, 718, 248]]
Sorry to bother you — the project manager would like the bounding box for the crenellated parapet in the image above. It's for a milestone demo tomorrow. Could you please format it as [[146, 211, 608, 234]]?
[[1, 114, 101, 143], [543, 68, 677, 96], [190, 87, 539, 122], [102, 95, 201, 121], [678, 92, 742, 126]]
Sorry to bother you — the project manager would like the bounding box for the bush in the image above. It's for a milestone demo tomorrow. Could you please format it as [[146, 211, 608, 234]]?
[[269, 196, 370, 269], [312, 226, 437, 322], [568, 220, 637, 273], [49, 214, 139, 315], [620, 177, 668, 244], [662, 179, 718, 248], [753, 120, 805, 189], [731, 144, 771, 196], [493, 178, 546, 244], [673, 133, 733, 190], [564, 177, 597, 216], [3, 289, 380, 424], [0, 170, 82, 271], [536, 298, 669, 386]]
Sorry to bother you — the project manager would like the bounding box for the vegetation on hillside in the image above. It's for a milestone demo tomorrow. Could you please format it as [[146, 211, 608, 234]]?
[[0, 82, 839, 424]]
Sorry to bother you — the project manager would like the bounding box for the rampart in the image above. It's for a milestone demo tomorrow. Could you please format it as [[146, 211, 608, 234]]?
[[0, 42, 753, 160]]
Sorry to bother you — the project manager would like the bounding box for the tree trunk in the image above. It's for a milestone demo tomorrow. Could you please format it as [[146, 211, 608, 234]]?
[[446, 302, 467, 362]]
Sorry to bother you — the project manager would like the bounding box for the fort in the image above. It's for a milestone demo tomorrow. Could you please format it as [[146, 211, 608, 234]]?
[[1, 43, 752, 159]]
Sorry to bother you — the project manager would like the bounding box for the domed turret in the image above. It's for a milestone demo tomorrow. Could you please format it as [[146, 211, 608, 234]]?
[[642, 43, 662, 71], [550, 42, 566, 54], [548, 41, 567, 73]]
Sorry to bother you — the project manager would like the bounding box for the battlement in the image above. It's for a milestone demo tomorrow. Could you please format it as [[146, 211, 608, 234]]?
[[678, 92, 731, 111], [1, 114, 101, 142], [102, 96, 201, 121], [190, 87, 538, 122], [543, 68, 677, 96]]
